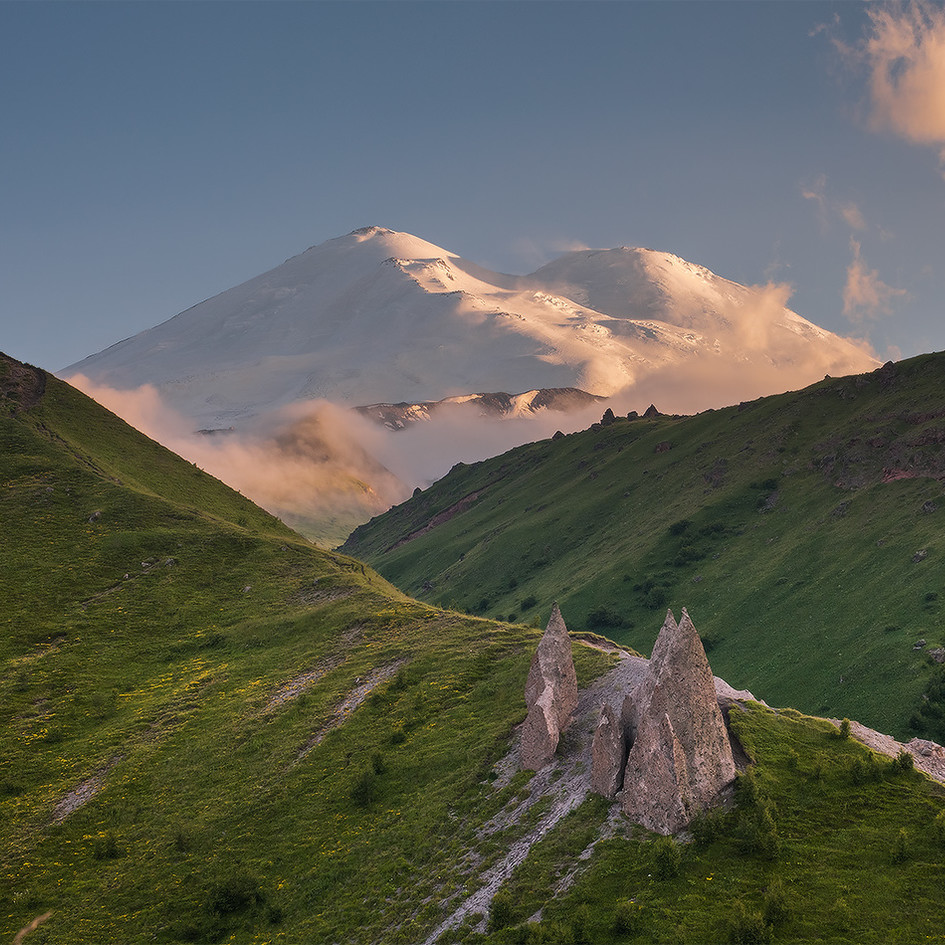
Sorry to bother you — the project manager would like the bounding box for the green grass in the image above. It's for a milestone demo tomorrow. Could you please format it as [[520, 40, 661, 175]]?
[[343, 353, 945, 737], [0, 357, 619, 943], [467, 704, 945, 944], [4, 354, 945, 943]]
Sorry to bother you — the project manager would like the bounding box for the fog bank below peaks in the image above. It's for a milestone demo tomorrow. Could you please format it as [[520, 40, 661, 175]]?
[[67, 344, 875, 548]]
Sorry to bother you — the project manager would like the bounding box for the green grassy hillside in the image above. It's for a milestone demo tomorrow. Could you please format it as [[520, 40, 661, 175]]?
[[343, 354, 945, 739], [3, 353, 945, 944]]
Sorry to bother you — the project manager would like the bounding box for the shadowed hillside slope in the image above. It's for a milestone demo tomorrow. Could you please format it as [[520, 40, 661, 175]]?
[[343, 353, 945, 739], [4, 352, 945, 944]]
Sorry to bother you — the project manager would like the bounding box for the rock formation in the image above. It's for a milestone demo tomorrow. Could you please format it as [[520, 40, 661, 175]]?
[[591, 702, 627, 797], [621, 608, 736, 834], [521, 604, 578, 770]]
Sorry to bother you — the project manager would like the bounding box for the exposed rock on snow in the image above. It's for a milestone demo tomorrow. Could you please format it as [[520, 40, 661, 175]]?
[[521, 604, 578, 770], [356, 388, 604, 430]]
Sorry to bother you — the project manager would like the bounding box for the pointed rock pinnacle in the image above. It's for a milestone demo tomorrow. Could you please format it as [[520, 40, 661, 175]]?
[[521, 603, 578, 770]]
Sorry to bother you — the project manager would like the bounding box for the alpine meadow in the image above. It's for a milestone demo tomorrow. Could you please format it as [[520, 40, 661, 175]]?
[[4, 349, 945, 945]]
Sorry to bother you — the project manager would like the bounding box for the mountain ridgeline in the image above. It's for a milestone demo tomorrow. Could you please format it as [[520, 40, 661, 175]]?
[[343, 353, 945, 740], [4, 351, 945, 945]]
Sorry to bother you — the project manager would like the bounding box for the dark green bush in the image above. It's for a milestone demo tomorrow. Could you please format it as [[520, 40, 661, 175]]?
[[586, 606, 625, 630], [612, 899, 644, 935], [653, 835, 681, 879], [728, 901, 772, 944], [350, 768, 378, 807], [488, 890, 514, 932], [762, 877, 788, 927]]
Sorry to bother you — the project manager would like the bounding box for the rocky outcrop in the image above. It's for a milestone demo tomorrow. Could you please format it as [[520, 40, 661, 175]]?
[[521, 604, 578, 770], [591, 702, 627, 797], [621, 608, 736, 833]]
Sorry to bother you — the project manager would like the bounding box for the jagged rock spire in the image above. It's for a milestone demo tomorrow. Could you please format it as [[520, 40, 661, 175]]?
[[621, 608, 736, 833], [521, 604, 578, 770], [591, 702, 627, 797]]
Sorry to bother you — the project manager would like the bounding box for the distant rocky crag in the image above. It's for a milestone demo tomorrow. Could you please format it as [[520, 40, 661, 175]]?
[[522, 604, 737, 835]]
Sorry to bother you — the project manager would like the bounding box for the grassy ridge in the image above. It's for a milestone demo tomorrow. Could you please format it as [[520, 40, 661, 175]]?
[[3, 355, 945, 943], [343, 354, 945, 737], [472, 704, 945, 944], [2, 359, 617, 943]]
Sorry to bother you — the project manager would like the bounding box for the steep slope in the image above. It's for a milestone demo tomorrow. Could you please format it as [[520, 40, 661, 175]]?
[[3, 354, 945, 944], [64, 226, 876, 430], [343, 353, 945, 738], [0, 353, 607, 943]]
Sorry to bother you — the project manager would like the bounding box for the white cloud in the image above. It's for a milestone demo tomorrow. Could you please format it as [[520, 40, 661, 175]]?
[[859, 0, 945, 162], [842, 239, 909, 323]]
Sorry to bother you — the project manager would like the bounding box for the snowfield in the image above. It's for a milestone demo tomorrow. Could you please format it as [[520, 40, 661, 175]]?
[[63, 226, 877, 430]]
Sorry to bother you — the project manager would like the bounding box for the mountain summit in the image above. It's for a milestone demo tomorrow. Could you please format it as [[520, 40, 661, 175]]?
[[64, 226, 876, 428]]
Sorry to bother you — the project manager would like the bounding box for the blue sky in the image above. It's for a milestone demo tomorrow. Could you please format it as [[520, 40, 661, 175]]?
[[3, 0, 945, 372]]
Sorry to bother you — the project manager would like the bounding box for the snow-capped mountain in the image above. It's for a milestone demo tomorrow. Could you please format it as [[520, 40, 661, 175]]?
[[64, 226, 877, 429], [356, 388, 604, 430]]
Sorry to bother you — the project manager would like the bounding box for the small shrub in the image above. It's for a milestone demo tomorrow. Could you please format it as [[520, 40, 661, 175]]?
[[570, 904, 591, 944], [735, 768, 760, 809], [893, 750, 914, 773], [850, 757, 867, 785], [728, 901, 772, 944], [612, 900, 644, 935], [736, 803, 780, 860], [892, 827, 910, 864], [838, 718, 851, 739], [488, 890, 514, 932], [207, 874, 264, 917], [371, 751, 387, 775], [586, 606, 625, 630], [390, 726, 406, 745], [350, 768, 378, 807], [690, 809, 726, 846], [833, 896, 852, 931], [92, 830, 121, 860], [762, 877, 789, 927], [653, 835, 681, 879], [643, 587, 667, 610], [520, 595, 537, 611], [934, 809, 945, 844]]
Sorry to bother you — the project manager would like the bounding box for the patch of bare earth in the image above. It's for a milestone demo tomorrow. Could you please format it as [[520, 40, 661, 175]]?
[[387, 489, 487, 552], [264, 623, 365, 713], [51, 759, 121, 824], [295, 659, 407, 762], [829, 719, 945, 784]]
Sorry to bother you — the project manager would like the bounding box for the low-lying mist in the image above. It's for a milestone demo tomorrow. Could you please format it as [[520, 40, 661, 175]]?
[[66, 337, 875, 547]]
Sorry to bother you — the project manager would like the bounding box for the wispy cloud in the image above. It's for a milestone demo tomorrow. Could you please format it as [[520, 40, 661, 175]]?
[[858, 0, 945, 163], [801, 175, 867, 231], [509, 236, 592, 271], [843, 239, 909, 323]]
